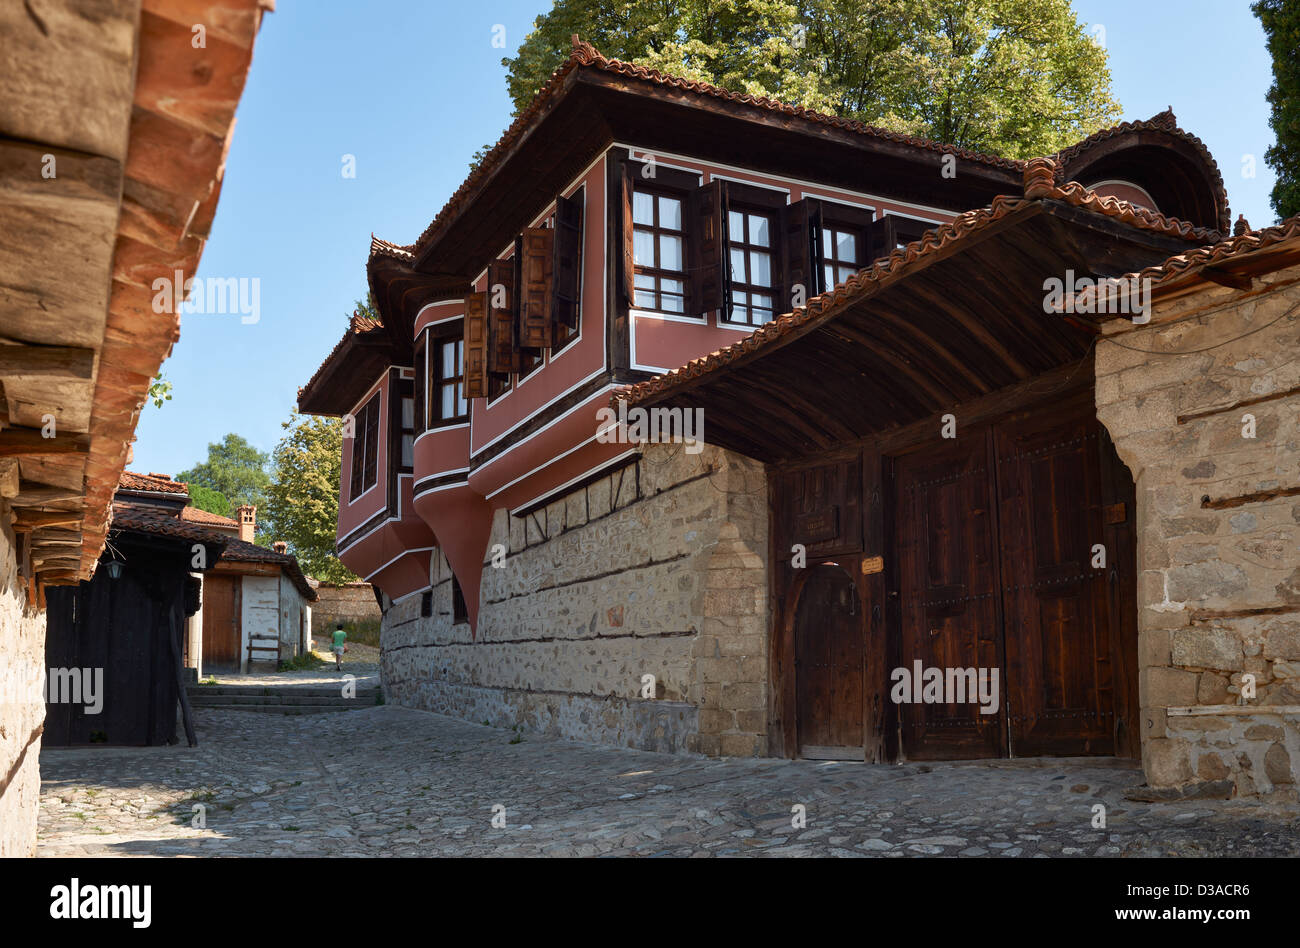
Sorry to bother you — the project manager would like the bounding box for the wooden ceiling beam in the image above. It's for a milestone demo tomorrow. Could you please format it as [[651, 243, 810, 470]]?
[[0, 344, 95, 380], [0, 427, 90, 458]]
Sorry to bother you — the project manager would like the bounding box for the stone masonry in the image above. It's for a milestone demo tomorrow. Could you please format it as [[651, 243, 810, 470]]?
[[0, 522, 48, 856], [382, 442, 769, 755], [1096, 261, 1300, 798]]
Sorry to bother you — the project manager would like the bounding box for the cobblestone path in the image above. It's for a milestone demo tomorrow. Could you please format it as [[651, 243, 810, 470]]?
[[37, 706, 1300, 857]]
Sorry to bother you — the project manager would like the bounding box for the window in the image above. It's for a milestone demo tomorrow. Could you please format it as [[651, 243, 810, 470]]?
[[400, 396, 414, 468], [726, 207, 775, 326], [821, 224, 862, 291], [432, 337, 468, 424], [348, 391, 381, 501], [421, 590, 433, 618], [632, 190, 686, 313]]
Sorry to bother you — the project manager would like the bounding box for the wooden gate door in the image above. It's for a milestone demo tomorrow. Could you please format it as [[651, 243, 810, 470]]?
[[892, 434, 1005, 760], [794, 561, 866, 760], [994, 408, 1119, 756], [202, 575, 240, 672]]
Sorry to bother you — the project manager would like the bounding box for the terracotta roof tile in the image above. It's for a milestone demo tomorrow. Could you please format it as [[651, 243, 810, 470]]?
[[111, 504, 227, 546], [617, 158, 1223, 409], [409, 37, 1025, 261], [120, 471, 189, 494], [1073, 213, 1300, 309], [180, 505, 239, 528]]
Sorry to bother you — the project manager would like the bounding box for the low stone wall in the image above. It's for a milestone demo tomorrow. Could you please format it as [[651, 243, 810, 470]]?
[[311, 582, 380, 632], [1096, 262, 1300, 797], [382, 442, 769, 755], [0, 522, 47, 856]]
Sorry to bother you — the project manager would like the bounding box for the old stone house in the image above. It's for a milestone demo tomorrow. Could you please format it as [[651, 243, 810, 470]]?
[[0, 0, 269, 854], [299, 39, 1298, 799]]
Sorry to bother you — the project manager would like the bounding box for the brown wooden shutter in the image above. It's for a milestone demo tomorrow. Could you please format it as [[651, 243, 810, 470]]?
[[413, 333, 426, 432], [781, 198, 823, 307], [486, 258, 515, 375], [362, 395, 380, 489], [867, 215, 897, 265], [551, 192, 584, 329], [519, 226, 555, 348], [464, 292, 488, 399], [620, 162, 636, 302], [694, 179, 729, 314]]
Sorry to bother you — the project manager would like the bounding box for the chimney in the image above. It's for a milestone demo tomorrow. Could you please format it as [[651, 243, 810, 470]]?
[[272, 541, 287, 554], [236, 504, 256, 543]]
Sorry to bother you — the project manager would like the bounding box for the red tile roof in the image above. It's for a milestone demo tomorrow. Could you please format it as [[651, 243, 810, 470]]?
[[111, 504, 228, 546], [218, 536, 318, 601], [617, 157, 1223, 409], [120, 471, 189, 495], [1073, 213, 1300, 309], [409, 37, 1026, 261], [180, 505, 239, 528]]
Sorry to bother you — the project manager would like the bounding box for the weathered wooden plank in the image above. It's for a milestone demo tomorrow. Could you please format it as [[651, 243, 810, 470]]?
[[0, 344, 94, 379]]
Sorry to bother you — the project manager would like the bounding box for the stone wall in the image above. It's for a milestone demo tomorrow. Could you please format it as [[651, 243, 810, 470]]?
[[1095, 263, 1300, 798], [382, 442, 770, 755], [0, 521, 47, 856], [311, 582, 380, 632]]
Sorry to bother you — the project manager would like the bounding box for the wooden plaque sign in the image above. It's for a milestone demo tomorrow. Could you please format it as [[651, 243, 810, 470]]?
[[795, 506, 839, 544], [861, 555, 883, 575]]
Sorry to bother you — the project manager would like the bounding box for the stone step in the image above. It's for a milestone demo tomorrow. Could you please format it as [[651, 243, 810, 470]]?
[[189, 703, 361, 715], [188, 694, 372, 707], [187, 686, 374, 699]]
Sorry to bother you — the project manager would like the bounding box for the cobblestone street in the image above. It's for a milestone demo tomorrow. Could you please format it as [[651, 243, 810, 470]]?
[[36, 706, 1300, 857]]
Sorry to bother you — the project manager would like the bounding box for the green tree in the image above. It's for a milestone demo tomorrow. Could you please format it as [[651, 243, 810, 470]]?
[[187, 484, 232, 518], [501, 0, 1120, 158], [177, 434, 271, 526], [1254, 0, 1299, 221], [262, 411, 356, 583]]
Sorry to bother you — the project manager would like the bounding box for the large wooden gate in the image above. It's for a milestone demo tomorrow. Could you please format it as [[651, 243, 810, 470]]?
[[772, 383, 1138, 762]]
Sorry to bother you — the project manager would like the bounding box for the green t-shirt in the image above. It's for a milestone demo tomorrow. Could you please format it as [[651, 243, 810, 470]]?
[[332, 629, 346, 649]]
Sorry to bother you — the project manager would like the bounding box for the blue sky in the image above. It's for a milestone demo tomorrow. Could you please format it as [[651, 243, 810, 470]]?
[[130, 0, 1280, 477]]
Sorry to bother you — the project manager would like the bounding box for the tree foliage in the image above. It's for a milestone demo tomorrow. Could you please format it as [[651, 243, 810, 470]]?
[[187, 484, 232, 518], [176, 433, 271, 525], [1254, 0, 1299, 221], [501, 0, 1121, 158], [263, 411, 357, 583]]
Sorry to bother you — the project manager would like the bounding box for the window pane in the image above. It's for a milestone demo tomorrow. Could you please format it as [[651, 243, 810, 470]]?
[[753, 309, 773, 325], [633, 191, 654, 226], [837, 231, 856, 262], [635, 272, 655, 290], [457, 383, 467, 417], [442, 343, 455, 379], [750, 251, 771, 286], [823, 265, 835, 290], [729, 247, 746, 279], [731, 289, 748, 305], [662, 278, 684, 296], [659, 196, 682, 231], [633, 229, 655, 266], [728, 210, 744, 239], [401, 434, 414, 467], [401, 397, 414, 429], [658, 234, 683, 271], [753, 293, 772, 310], [634, 289, 656, 309], [822, 230, 832, 256], [839, 266, 856, 284], [749, 214, 769, 247], [661, 294, 685, 314], [441, 384, 454, 420]]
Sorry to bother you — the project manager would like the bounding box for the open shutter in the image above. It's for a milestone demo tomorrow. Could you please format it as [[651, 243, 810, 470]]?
[[867, 215, 897, 265], [413, 333, 426, 432], [519, 227, 555, 348], [464, 292, 488, 399], [362, 396, 380, 489], [620, 162, 636, 302], [487, 258, 515, 375], [782, 198, 823, 307], [551, 192, 584, 329], [694, 179, 729, 314]]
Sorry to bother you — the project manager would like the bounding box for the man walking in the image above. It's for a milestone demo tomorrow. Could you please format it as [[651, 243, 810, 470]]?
[[331, 625, 347, 670]]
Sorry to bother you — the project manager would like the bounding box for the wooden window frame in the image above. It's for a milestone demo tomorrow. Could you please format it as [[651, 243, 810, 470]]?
[[348, 390, 381, 502], [725, 204, 778, 327], [631, 185, 690, 315], [434, 334, 468, 425]]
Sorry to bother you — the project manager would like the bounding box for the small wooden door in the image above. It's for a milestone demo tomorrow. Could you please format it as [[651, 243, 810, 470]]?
[[893, 435, 1005, 760], [794, 562, 865, 759], [202, 575, 240, 672], [995, 410, 1116, 756]]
